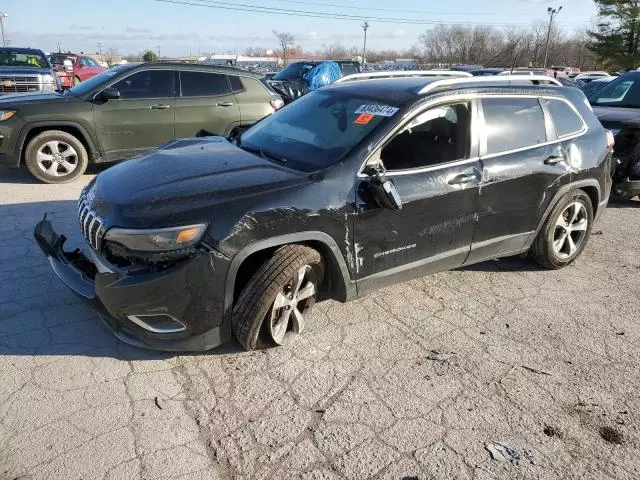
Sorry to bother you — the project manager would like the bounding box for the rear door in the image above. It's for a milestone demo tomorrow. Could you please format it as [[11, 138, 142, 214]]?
[[231, 75, 273, 128], [92, 69, 176, 161], [174, 70, 240, 138], [467, 96, 575, 263]]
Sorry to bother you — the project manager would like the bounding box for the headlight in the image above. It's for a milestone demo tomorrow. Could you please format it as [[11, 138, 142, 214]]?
[[42, 74, 57, 91], [104, 224, 207, 252], [0, 111, 15, 121]]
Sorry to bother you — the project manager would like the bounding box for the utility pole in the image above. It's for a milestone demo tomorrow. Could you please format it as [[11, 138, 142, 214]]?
[[0, 12, 8, 48], [361, 22, 369, 69], [157, 46, 161, 59], [97, 42, 104, 62], [543, 6, 562, 68]]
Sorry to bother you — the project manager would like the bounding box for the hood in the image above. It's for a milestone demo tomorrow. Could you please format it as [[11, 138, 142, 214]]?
[[592, 106, 640, 129], [0, 91, 72, 106], [90, 137, 312, 226], [0, 67, 52, 76]]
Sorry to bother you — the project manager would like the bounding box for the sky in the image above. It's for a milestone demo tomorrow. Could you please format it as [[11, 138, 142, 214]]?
[[2, 0, 599, 57]]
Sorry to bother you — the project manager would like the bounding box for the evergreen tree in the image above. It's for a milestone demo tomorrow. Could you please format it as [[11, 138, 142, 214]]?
[[589, 0, 640, 69]]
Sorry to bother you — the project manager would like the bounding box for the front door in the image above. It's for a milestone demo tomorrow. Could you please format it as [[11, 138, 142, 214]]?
[[467, 96, 574, 263], [355, 101, 481, 295], [93, 69, 176, 161], [174, 70, 240, 138]]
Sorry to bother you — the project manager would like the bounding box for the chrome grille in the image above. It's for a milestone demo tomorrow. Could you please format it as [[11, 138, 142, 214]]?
[[77, 196, 105, 250], [0, 75, 41, 94]]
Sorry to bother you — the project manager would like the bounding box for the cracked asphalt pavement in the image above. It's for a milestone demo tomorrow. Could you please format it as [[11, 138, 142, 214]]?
[[1, 166, 639, 480]]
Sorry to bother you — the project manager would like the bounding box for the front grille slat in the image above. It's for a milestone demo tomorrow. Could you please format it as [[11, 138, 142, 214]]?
[[0, 75, 41, 94], [77, 194, 104, 251]]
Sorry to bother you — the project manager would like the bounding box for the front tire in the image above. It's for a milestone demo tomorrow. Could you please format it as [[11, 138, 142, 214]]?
[[232, 245, 324, 350], [24, 130, 88, 184], [531, 190, 594, 269]]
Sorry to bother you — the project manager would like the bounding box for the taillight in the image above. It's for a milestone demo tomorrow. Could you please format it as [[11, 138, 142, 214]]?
[[270, 99, 284, 111], [606, 130, 615, 149]]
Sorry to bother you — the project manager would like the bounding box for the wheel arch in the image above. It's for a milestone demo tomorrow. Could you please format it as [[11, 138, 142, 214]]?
[[526, 179, 602, 247], [223, 232, 356, 317], [18, 122, 101, 165]]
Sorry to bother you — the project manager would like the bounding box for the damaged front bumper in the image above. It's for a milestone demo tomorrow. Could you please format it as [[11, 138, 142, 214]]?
[[33, 217, 232, 352]]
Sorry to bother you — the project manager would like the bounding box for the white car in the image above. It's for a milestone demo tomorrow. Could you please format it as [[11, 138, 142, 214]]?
[[575, 71, 611, 82]]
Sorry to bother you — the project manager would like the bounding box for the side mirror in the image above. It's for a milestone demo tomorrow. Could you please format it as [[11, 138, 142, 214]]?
[[368, 176, 402, 211], [100, 87, 120, 100]]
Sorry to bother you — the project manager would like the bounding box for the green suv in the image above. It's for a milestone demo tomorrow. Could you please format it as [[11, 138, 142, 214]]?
[[0, 62, 283, 183]]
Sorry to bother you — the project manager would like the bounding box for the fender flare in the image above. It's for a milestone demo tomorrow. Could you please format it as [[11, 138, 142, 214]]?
[[526, 179, 602, 245], [223, 231, 356, 315], [17, 121, 101, 164]]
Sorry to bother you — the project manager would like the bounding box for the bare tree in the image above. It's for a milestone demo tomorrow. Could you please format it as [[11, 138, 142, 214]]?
[[273, 30, 294, 65], [322, 41, 348, 59], [103, 47, 119, 67]]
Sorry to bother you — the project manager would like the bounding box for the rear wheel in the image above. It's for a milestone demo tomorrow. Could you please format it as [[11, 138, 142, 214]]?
[[24, 130, 88, 183], [531, 190, 593, 269], [232, 245, 324, 350]]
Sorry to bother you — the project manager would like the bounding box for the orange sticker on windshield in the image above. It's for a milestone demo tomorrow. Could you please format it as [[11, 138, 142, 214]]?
[[354, 113, 374, 125]]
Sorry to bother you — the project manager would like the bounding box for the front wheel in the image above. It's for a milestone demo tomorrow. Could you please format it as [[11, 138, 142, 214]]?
[[232, 245, 324, 350], [531, 190, 594, 269], [24, 130, 89, 183]]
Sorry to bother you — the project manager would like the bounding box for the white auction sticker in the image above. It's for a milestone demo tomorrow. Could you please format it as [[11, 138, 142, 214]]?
[[355, 105, 399, 117]]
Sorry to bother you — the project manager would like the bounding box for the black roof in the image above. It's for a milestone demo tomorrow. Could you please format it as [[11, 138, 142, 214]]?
[[133, 61, 264, 77], [0, 47, 46, 54], [325, 76, 573, 106]]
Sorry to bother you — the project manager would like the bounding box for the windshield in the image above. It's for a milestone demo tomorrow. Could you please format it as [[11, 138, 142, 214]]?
[[581, 79, 613, 98], [0, 50, 48, 68], [273, 62, 317, 81], [240, 89, 398, 172], [589, 75, 640, 107], [68, 64, 135, 96]]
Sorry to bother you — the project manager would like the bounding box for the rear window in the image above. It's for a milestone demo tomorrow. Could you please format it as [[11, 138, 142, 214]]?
[[0, 50, 48, 68], [180, 71, 230, 96], [482, 98, 547, 154], [240, 90, 398, 172], [339, 63, 359, 76], [546, 99, 584, 137]]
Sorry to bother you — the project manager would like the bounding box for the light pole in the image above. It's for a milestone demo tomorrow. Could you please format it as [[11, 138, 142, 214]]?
[[543, 6, 562, 68], [0, 13, 8, 48], [361, 22, 369, 68]]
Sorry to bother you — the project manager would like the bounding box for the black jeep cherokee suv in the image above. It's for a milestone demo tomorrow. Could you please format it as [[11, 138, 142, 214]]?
[[34, 76, 614, 352]]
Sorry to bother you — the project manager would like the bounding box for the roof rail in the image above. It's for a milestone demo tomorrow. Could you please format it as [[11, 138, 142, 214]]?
[[335, 70, 472, 84], [418, 75, 562, 94]]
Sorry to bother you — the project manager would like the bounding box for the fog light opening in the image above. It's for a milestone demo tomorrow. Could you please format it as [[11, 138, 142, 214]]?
[[126, 314, 186, 334]]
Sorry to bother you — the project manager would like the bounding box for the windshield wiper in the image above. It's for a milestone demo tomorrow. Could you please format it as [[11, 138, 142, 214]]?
[[240, 145, 288, 165]]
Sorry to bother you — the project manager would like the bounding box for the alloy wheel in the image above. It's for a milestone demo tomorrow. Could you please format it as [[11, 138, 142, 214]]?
[[268, 265, 317, 345], [552, 201, 589, 260], [36, 140, 78, 177]]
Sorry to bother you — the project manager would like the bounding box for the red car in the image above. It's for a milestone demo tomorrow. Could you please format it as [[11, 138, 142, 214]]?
[[49, 53, 107, 88]]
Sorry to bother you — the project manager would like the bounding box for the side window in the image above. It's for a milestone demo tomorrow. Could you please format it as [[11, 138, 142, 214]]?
[[229, 75, 244, 93], [112, 70, 174, 99], [180, 71, 231, 97], [546, 99, 584, 137], [381, 102, 471, 171], [482, 98, 547, 154]]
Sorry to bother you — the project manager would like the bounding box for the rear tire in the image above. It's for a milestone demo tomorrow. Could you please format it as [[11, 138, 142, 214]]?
[[24, 130, 88, 184], [232, 245, 324, 351], [531, 190, 593, 269]]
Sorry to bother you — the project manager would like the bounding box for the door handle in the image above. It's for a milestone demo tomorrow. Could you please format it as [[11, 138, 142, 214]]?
[[216, 102, 234, 107], [150, 104, 171, 110], [448, 174, 477, 185], [544, 155, 565, 165]]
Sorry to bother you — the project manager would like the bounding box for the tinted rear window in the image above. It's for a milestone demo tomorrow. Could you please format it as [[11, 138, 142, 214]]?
[[546, 99, 583, 137], [590, 76, 640, 108], [240, 89, 398, 172], [482, 98, 547, 154], [180, 71, 230, 96]]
